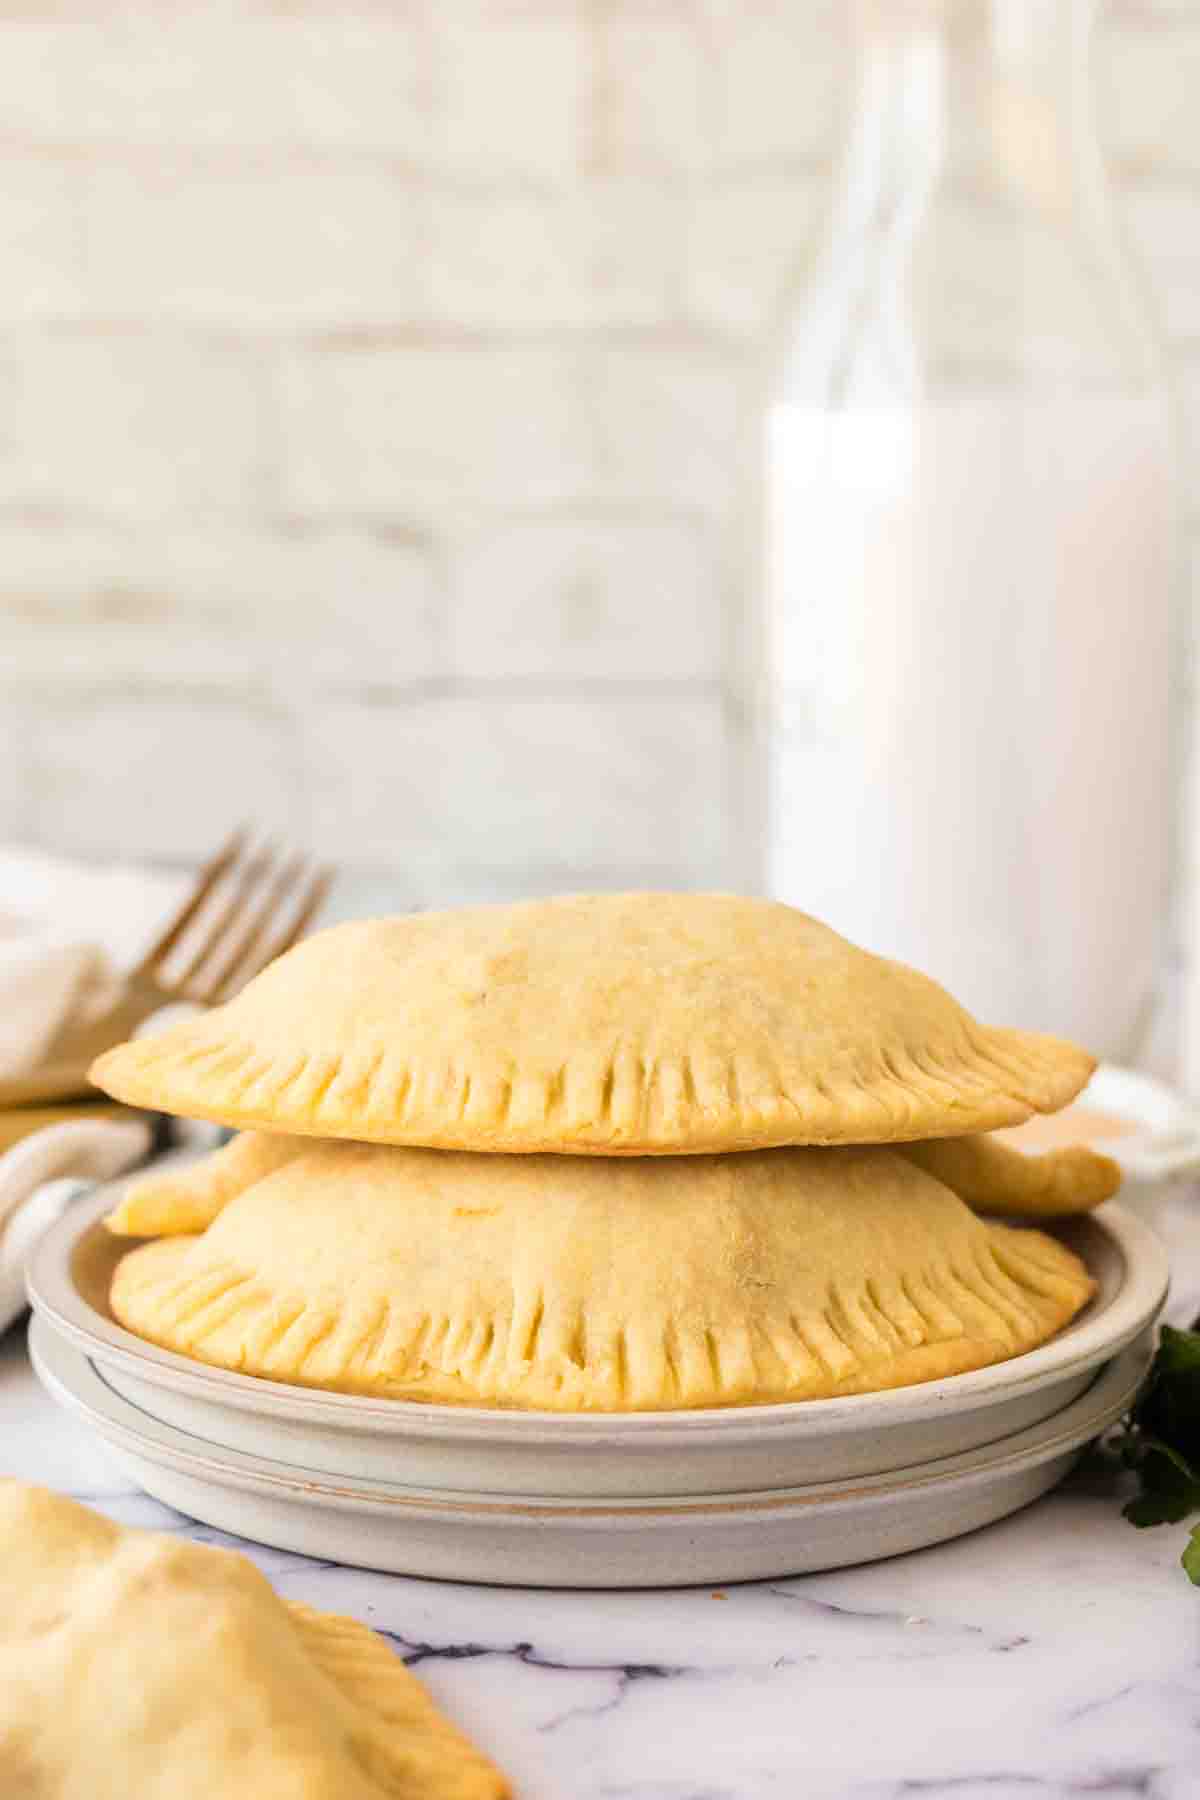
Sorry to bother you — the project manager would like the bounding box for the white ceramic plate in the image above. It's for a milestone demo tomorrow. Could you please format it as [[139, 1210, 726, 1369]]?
[[26, 1181, 1169, 1496], [29, 1314, 1152, 1587]]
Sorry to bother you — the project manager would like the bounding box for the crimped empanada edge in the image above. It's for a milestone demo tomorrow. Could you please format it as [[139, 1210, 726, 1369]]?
[[285, 1604, 511, 1798], [92, 1022, 1094, 1155], [110, 1224, 1095, 1413]]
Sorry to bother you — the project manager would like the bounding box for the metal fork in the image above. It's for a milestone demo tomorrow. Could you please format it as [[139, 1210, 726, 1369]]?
[[0, 830, 334, 1109]]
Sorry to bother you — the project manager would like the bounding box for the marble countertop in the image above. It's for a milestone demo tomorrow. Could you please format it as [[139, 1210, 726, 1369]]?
[[4, 1193, 1199, 1800]]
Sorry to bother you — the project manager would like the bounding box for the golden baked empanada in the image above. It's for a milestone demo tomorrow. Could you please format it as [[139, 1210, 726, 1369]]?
[[107, 1130, 306, 1237], [91, 893, 1094, 1155], [0, 1482, 509, 1800], [898, 1134, 1121, 1218], [110, 1140, 1095, 1410]]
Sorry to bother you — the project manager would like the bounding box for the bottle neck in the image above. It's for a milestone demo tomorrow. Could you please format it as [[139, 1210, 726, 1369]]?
[[780, 0, 1159, 402], [848, 0, 1098, 229]]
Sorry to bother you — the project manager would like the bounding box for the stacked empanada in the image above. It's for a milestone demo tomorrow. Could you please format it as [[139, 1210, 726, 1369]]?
[[94, 893, 1115, 1411]]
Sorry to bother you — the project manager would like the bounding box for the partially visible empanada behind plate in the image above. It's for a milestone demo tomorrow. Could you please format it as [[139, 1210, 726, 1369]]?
[[899, 1133, 1121, 1218], [110, 1140, 1095, 1411], [92, 893, 1095, 1156], [107, 1130, 306, 1237], [0, 1482, 509, 1800]]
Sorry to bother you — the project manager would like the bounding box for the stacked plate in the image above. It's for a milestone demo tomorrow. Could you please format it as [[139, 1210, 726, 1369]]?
[[27, 1171, 1168, 1587]]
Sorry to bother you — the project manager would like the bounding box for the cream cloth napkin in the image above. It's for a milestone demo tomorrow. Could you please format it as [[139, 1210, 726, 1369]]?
[[0, 846, 187, 1079], [0, 1119, 154, 1333], [0, 845, 195, 1335]]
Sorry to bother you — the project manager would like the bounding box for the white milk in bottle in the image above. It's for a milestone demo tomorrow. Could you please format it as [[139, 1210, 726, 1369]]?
[[760, 0, 1174, 1057]]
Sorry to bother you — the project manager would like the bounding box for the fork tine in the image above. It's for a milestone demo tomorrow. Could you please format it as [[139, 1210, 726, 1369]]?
[[209, 861, 335, 1003], [129, 828, 247, 981], [169, 840, 278, 999], [197, 849, 309, 1003], [282, 864, 335, 947]]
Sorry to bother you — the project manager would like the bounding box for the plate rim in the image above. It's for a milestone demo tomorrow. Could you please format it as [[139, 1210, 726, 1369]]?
[[25, 1182, 1169, 1443], [28, 1312, 1150, 1524]]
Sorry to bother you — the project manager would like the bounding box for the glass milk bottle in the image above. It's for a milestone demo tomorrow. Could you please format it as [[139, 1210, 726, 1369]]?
[[762, 0, 1174, 1058]]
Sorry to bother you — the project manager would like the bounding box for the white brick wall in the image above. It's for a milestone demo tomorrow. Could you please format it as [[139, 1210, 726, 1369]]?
[[0, 18, 432, 152], [305, 690, 728, 903], [86, 162, 428, 329], [0, 161, 82, 323], [33, 692, 302, 862], [277, 344, 588, 516], [0, 521, 439, 690], [1, 332, 267, 518], [0, 0, 1196, 1028], [449, 517, 720, 682], [434, 3, 584, 176]]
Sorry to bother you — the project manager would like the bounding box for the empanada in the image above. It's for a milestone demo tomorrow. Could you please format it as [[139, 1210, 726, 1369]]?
[[898, 1134, 1121, 1218], [107, 1130, 306, 1237], [109, 1139, 1095, 1410], [92, 894, 1094, 1156], [0, 1482, 509, 1799]]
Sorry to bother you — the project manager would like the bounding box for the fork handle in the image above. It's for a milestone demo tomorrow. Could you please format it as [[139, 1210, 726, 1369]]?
[[0, 1064, 105, 1108], [48, 990, 168, 1061], [0, 991, 172, 1110]]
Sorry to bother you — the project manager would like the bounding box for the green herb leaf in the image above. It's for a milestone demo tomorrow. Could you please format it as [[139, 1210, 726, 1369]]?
[[1124, 1484, 1200, 1528], [1115, 1319, 1200, 1572], [1182, 1525, 1200, 1586], [1129, 1326, 1200, 1472], [1154, 1324, 1200, 1375], [1136, 1432, 1200, 1486]]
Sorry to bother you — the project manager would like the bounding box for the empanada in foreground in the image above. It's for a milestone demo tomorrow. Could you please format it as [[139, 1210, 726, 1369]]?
[[110, 1141, 1095, 1411], [0, 1482, 509, 1800], [91, 893, 1094, 1156]]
